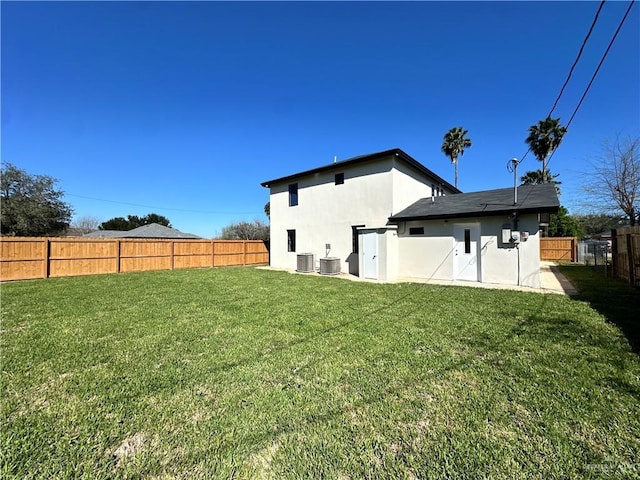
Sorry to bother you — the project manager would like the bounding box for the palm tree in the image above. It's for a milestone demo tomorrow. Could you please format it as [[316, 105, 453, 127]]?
[[525, 117, 567, 181], [441, 127, 472, 189], [520, 169, 561, 194]]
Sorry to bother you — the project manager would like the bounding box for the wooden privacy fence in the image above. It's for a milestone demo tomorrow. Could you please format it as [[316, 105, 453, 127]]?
[[0, 237, 269, 281], [611, 226, 640, 287], [540, 237, 577, 262]]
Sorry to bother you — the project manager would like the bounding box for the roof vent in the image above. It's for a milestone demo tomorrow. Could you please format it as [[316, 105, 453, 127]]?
[[296, 253, 314, 273], [319, 257, 340, 275]]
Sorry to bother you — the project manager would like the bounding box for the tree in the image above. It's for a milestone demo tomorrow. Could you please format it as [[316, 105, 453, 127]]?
[[99, 213, 171, 231], [584, 136, 640, 226], [520, 169, 561, 193], [573, 213, 626, 237], [219, 219, 269, 241], [70, 215, 101, 234], [441, 126, 472, 189], [525, 117, 567, 181], [548, 206, 583, 238], [1, 163, 73, 236], [264, 201, 270, 220]]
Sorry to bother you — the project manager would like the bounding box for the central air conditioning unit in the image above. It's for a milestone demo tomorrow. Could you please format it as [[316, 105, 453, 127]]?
[[296, 253, 314, 273], [319, 257, 340, 275]]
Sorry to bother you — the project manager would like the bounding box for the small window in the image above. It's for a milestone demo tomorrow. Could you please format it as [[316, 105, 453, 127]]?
[[289, 183, 298, 206], [409, 227, 424, 235], [335, 173, 344, 185], [287, 230, 296, 252], [464, 229, 471, 254]]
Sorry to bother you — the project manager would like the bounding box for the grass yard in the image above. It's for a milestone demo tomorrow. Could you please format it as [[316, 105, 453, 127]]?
[[1, 267, 639, 479]]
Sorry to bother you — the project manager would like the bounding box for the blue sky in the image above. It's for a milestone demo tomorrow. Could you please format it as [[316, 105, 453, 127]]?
[[2, 1, 638, 238]]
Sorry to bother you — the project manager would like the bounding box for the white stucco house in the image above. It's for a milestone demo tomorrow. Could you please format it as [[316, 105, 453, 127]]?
[[261, 148, 559, 289]]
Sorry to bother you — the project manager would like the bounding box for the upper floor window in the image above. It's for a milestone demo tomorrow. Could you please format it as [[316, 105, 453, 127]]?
[[335, 173, 344, 185], [289, 183, 298, 206]]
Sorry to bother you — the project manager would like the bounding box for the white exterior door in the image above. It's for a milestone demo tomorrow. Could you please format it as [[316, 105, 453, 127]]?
[[362, 231, 378, 280], [453, 224, 480, 282]]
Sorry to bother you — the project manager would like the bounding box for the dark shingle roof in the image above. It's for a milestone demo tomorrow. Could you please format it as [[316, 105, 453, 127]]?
[[84, 223, 201, 239], [261, 148, 461, 193], [389, 184, 560, 222]]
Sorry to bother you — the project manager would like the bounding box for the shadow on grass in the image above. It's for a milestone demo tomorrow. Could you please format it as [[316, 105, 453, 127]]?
[[558, 264, 640, 355]]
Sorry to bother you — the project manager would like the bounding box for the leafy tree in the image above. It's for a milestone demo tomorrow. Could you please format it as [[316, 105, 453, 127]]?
[[573, 213, 626, 237], [264, 201, 270, 220], [143, 213, 171, 226], [441, 126, 472, 189], [219, 219, 269, 241], [0, 163, 73, 236], [583, 136, 639, 226], [525, 117, 567, 181], [99, 213, 171, 231], [520, 169, 561, 193], [548, 206, 583, 238]]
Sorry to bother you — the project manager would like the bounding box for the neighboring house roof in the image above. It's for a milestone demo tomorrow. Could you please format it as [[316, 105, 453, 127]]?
[[83, 223, 201, 239], [389, 184, 560, 222], [83, 230, 126, 238], [261, 148, 461, 193]]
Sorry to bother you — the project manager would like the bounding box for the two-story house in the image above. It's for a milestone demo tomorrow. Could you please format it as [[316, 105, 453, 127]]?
[[261, 148, 559, 289]]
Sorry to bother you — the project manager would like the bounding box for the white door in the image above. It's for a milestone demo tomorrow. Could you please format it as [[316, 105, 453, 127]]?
[[362, 231, 378, 280], [453, 224, 480, 282]]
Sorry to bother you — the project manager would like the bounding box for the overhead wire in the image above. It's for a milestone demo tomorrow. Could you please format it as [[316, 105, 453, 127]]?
[[546, 0, 635, 169], [508, 0, 633, 212], [510, 0, 607, 172], [65, 193, 262, 216]]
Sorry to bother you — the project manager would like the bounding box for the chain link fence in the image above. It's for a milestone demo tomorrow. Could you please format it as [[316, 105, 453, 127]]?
[[577, 240, 611, 274]]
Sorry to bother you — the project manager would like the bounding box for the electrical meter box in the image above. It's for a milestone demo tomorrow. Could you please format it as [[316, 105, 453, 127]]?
[[520, 231, 529, 241], [501, 228, 512, 244], [510, 231, 521, 243]]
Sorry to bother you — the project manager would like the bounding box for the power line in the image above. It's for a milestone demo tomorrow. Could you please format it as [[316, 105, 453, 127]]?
[[514, 1, 607, 170], [547, 0, 635, 168], [547, 0, 606, 118], [66, 193, 262, 216]]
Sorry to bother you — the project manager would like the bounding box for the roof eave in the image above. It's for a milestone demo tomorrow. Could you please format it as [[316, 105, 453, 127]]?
[[389, 205, 560, 223], [260, 148, 461, 193]]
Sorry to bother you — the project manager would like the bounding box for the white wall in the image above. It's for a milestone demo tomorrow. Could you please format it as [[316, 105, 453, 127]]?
[[269, 158, 396, 273], [268, 154, 451, 274], [397, 214, 542, 288]]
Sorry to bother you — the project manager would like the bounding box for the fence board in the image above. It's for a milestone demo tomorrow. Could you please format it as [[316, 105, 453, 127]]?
[[612, 227, 640, 287], [0, 237, 269, 281], [540, 237, 576, 262]]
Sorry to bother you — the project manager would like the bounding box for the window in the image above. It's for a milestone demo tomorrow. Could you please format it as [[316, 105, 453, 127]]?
[[287, 229, 296, 252], [464, 228, 471, 254], [409, 227, 424, 235], [335, 173, 344, 185], [288, 183, 298, 206]]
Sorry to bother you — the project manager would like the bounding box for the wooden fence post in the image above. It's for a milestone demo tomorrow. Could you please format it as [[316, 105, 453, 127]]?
[[611, 229, 618, 276], [171, 241, 175, 270], [628, 234, 635, 287], [116, 240, 121, 274], [211, 240, 215, 268], [243, 241, 247, 266], [43, 238, 51, 279]]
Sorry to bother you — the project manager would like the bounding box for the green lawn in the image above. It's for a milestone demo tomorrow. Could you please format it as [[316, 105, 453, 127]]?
[[1, 267, 639, 479]]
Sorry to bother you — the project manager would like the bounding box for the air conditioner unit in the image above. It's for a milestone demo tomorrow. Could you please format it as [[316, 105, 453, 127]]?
[[319, 257, 340, 275], [296, 253, 314, 273]]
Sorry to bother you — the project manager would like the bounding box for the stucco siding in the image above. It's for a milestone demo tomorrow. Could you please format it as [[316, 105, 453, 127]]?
[[397, 221, 456, 280], [396, 214, 541, 288], [268, 157, 397, 272]]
